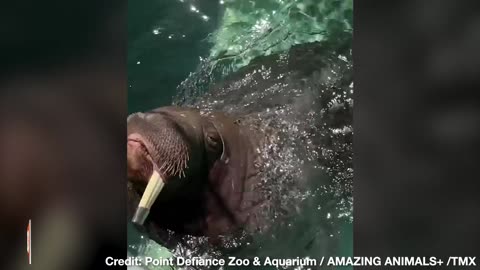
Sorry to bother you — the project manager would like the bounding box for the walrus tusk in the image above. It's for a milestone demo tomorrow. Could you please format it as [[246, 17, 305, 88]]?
[[132, 170, 164, 226]]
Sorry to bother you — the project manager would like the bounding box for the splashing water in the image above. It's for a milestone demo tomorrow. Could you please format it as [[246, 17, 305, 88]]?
[[208, 0, 353, 75]]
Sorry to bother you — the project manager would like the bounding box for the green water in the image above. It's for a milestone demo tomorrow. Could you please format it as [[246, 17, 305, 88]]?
[[128, 0, 353, 269], [128, 0, 220, 112]]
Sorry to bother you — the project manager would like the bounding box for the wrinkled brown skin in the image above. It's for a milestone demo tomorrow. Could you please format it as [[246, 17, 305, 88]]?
[[127, 106, 264, 241]]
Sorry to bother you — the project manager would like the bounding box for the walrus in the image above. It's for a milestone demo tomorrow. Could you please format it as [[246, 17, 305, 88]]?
[[127, 106, 268, 240], [127, 41, 353, 252]]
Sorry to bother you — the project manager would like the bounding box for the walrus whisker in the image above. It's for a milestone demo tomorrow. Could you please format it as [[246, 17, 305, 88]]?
[[153, 137, 189, 179], [132, 170, 165, 226]]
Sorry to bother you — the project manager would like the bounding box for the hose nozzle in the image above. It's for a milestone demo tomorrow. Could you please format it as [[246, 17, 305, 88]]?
[[132, 170, 164, 226]]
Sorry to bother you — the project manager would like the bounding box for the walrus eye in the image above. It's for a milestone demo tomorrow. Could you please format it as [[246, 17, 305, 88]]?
[[206, 133, 220, 147], [204, 126, 223, 157], [207, 135, 217, 144]]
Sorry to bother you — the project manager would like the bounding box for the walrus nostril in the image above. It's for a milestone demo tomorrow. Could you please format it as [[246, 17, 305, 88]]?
[[127, 140, 143, 172], [127, 139, 142, 151], [127, 133, 156, 184]]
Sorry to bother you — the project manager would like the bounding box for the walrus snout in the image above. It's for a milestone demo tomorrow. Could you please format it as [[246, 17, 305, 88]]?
[[127, 108, 216, 227], [127, 111, 197, 225], [127, 133, 156, 182], [127, 111, 193, 180]]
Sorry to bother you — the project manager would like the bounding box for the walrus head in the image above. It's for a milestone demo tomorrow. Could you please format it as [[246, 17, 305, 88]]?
[[127, 106, 225, 225]]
